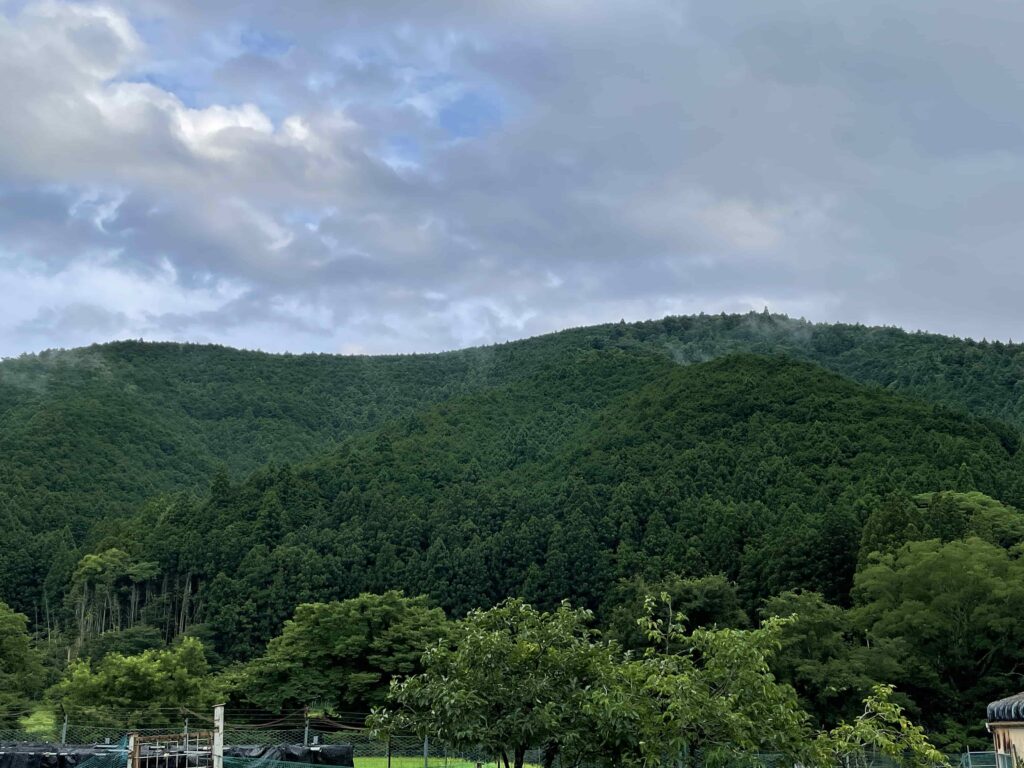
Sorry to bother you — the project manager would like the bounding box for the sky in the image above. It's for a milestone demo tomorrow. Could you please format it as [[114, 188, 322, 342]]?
[[1, 0, 1023, 357]]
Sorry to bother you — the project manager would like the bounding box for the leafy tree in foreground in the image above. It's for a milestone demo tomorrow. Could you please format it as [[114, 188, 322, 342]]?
[[371, 597, 946, 768], [815, 685, 946, 768], [615, 595, 814, 767], [51, 636, 213, 727], [369, 599, 615, 768], [626, 602, 942, 767], [0, 600, 44, 724], [232, 591, 448, 713]]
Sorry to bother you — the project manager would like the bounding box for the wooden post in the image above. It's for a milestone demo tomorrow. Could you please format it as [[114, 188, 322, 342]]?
[[213, 705, 225, 768]]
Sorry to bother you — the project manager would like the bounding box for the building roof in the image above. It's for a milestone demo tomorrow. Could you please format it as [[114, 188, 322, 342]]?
[[989, 692, 1024, 722]]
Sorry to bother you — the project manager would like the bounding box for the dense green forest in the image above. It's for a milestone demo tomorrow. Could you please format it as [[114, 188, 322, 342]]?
[[3, 312, 1024, 749]]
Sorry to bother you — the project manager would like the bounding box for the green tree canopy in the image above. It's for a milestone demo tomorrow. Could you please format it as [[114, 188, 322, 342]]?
[[370, 599, 612, 768], [613, 604, 814, 768], [860, 491, 1024, 561], [853, 537, 1024, 749], [605, 573, 748, 651], [0, 600, 44, 724], [372, 596, 946, 768], [761, 590, 897, 728], [51, 636, 213, 727], [814, 685, 947, 768], [233, 591, 448, 713]]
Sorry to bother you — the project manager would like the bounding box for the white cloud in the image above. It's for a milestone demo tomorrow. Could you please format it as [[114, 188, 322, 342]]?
[[0, 251, 244, 353]]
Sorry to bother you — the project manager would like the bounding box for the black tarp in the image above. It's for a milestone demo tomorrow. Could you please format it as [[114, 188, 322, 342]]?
[[0, 745, 115, 768], [225, 745, 353, 766]]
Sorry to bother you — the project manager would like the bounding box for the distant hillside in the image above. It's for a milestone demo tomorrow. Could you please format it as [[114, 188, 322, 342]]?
[[3, 312, 1024, 620], [3, 313, 1023, 523]]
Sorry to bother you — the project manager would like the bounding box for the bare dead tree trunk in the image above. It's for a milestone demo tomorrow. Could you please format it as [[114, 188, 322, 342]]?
[[179, 570, 192, 634]]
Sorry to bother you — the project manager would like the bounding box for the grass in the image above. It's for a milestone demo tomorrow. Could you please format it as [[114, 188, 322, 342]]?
[[355, 759, 486, 768], [354, 759, 538, 768]]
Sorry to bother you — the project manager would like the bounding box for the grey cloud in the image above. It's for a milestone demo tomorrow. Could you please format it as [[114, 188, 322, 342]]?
[[18, 303, 130, 336], [1, 0, 1024, 358]]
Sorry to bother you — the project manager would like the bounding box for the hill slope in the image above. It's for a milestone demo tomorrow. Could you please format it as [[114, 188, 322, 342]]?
[[5, 313, 1024, 623], [81, 352, 1023, 662], [3, 313, 1023, 527]]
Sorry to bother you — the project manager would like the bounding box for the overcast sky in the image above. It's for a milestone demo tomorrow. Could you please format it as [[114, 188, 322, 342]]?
[[1, 0, 1023, 357]]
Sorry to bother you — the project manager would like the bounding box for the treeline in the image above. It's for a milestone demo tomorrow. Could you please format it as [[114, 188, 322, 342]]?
[[8, 543, 1019, 757]]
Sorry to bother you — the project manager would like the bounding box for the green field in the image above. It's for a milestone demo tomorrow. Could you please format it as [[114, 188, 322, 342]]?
[[353, 758, 536, 768]]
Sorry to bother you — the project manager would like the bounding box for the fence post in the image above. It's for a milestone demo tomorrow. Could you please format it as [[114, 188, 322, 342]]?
[[424, 736, 429, 768], [127, 733, 137, 768], [387, 736, 392, 768], [213, 705, 225, 768], [304, 708, 310, 747], [60, 711, 69, 746]]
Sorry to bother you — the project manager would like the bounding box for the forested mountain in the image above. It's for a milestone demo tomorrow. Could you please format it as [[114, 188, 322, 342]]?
[[83, 351, 1018, 653], [4, 313, 1024, 746], [2, 313, 1023, 527]]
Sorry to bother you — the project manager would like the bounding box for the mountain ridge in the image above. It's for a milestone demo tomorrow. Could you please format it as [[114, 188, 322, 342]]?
[[3, 311, 1023, 535]]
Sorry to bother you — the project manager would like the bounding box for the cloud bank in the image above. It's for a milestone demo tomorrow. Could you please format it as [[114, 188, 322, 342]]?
[[2, 0, 1023, 356]]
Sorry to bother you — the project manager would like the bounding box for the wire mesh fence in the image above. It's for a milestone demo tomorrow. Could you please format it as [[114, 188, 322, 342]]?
[[957, 753, 998, 768], [225, 730, 308, 747], [0, 710, 1000, 768], [0, 716, 213, 747], [67, 726, 190, 745], [347, 732, 497, 768], [0, 728, 53, 743]]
